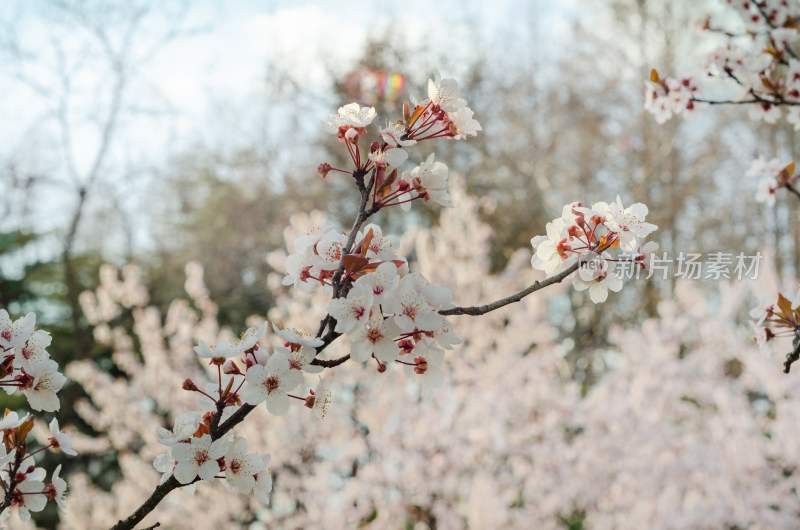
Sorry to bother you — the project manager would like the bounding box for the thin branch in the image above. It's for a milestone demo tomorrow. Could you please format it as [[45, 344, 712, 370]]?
[[783, 334, 800, 373], [692, 96, 800, 107], [0, 448, 24, 517], [784, 183, 800, 202], [440, 261, 581, 317]]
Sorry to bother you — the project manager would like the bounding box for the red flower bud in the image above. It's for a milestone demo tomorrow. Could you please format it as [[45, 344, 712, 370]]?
[[317, 163, 332, 179]]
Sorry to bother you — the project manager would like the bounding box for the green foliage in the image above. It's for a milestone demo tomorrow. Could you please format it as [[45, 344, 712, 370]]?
[[558, 510, 587, 530]]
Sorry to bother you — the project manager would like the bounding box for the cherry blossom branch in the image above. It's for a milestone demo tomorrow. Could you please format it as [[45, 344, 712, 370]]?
[[440, 261, 581, 317], [112, 403, 238, 529], [113, 184, 377, 527], [784, 183, 800, 201], [309, 261, 588, 369], [109, 477, 185, 530], [691, 96, 800, 107], [115, 159, 387, 529], [754, 3, 799, 60]]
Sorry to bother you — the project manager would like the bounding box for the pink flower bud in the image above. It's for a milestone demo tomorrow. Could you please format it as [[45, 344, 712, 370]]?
[[223, 360, 242, 375]]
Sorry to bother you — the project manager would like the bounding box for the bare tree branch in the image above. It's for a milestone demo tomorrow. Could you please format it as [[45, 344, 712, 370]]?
[[440, 261, 581, 316]]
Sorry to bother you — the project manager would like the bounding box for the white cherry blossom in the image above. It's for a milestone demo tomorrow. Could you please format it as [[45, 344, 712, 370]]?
[[531, 218, 574, 276], [253, 464, 273, 505], [450, 106, 482, 139], [171, 434, 230, 484], [359, 223, 400, 261], [379, 120, 416, 147], [322, 102, 376, 132], [592, 196, 657, 251], [14, 330, 56, 373], [368, 146, 408, 169], [153, 453, 177, 484], [157, 411, 203, 446], [13, 468, 47, 521], [311, 229, 348, 272], [428, 70, 467, 112], [399, 153, 452, 211], [49, 418, 78, 456], [194, 323, 266, 360], [272, 323, 324, 349], [241, 351, 303, 415], [353, 262, 399, 305], [383, 275, 440, 332], [47, 465, 68, 511], [306, 378, 332, 420], [572, 259, 624, 304], [328, 283, 374, 334], [350, 314, 401, 363], [0, 310, 35, 350], [224, 437, 266, 493], [23, 364, 66, 412], [0, 411, 25, 431]]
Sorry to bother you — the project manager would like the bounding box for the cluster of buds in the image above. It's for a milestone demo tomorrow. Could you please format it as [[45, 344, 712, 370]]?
[[530, 197, 659, 303], [750, 290, 800, 372], [0, 309, 75, 521]]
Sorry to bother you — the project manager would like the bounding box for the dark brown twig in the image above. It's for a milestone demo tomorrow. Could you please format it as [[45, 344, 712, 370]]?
[[440, 261, 581, 317]]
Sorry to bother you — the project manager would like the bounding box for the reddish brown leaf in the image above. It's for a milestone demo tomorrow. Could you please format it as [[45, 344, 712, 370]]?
[[343, 254, 370, 276]]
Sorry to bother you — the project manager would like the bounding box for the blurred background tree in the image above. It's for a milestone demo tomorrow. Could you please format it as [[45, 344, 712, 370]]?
[[4, 0, 794, 387], [2, 0, 799, 525]]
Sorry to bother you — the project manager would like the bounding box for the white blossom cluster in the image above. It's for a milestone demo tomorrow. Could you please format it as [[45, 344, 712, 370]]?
[[645, 1, 800, 207], [317, 71, 480, 212], [645, 1, 800, 127], [644, 73, 703, 124], [0, 309, 76, 522], [747, 155, 796, 206], [530, 197, 659, 303], [0, 310, 66, 412], [282, 220, 459, 388], [154, 414, 272, 502], [131, 70, 483, 519], [153, 320, 337, 502], [329, 265, 459, 386]]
